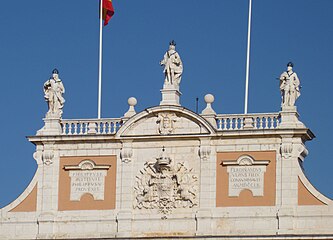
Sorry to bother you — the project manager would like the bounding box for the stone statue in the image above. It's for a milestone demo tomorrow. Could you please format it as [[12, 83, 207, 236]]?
[[160, 40, 183, 86], [279, 62, 300, 108], [43, 69, 65, 118]]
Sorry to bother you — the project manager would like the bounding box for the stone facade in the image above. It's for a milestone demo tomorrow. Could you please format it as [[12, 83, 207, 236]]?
[[1, 73, 333, 239]]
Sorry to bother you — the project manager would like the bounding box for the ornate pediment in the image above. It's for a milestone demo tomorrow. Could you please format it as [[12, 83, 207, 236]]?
[[117, 106, 215, 137]]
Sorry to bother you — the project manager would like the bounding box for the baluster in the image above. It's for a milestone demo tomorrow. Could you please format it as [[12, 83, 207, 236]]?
[[227, 118, 230, 130], [265, 117, 270, 129], [116, 121, 120, 133], [96, 121, 101, 134], [77, 121, 82, 135], [105, 121, 109, 134], [112, 121, 117, 134], [240, 118, 244, 130], [67, 122, 73, 135], [218, 118, 222, 130], [73, 122, 77, 135], [263, 117, 267, 129], [109, 121, 113, 134], [84, 122, 88, 134], [223, 118, 226, 130], [258, 117, 263, 129], [62, 123, 67, 135], [101, 122, 106, 134], [271, 116, 277, 129]]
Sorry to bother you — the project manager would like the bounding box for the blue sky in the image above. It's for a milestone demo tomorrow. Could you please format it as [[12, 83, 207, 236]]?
[[0, 0, 333, 207]]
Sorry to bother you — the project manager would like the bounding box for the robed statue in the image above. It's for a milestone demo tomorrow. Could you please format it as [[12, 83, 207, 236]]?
[[43, 69, 65, 118], [160, 40, 183, 86], [279, 62, 300, 108]]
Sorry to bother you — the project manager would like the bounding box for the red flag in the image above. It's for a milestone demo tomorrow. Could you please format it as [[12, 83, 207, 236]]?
[[102, 0, 114, 26]]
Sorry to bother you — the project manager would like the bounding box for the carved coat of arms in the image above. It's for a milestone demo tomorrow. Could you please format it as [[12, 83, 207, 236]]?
[[134, 148, 198, 214], [156, 113, 178, 135]]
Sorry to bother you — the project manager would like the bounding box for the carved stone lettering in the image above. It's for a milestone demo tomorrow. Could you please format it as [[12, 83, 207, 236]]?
[[69, 170, 107, 201], [227, 166, 266, 196], [64, 160, 110, 201], [223, 155, 269, 197]]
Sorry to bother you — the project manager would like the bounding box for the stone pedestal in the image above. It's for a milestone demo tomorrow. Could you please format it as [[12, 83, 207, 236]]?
[[160, 84, 181, 106], [279, 106, 305, 128], [37, 115, 62, 136]]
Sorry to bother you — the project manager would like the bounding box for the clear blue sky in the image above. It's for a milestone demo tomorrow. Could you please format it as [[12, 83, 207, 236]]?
[[0, 0, 332, 207]]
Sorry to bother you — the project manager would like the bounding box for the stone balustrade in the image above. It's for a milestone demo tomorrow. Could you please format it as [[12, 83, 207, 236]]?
[[61, 118, 123, 135], [60, 113, 280, 135], [215, 113, 280, 131]]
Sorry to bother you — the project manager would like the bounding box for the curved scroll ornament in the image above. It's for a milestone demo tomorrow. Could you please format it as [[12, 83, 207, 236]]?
[[134, 149, 198, 214]]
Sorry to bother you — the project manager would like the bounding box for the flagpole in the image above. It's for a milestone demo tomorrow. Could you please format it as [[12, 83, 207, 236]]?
[[244, 0, 252, 114], [98, 0, 103, 119]]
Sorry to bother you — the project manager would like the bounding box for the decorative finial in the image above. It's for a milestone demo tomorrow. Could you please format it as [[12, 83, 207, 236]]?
[[287, 62, 294, 67], [201, 94, 216, 115], [123, 97, 137, 118], [52, 68, 59, 74]]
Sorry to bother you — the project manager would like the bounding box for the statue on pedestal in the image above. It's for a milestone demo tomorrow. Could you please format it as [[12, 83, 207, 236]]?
[[279, 62, 300, 108], [43, 69, 65, 118], [160, 40, 183, 86]]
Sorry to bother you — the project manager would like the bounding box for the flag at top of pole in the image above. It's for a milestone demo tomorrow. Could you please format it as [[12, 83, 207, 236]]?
[[102, 0, 115, 26]]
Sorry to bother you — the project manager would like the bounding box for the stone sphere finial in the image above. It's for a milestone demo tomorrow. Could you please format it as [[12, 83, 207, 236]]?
[[124, 97, 137, 119], [128, 97, 137, 107], [204, 94, 215, 104]]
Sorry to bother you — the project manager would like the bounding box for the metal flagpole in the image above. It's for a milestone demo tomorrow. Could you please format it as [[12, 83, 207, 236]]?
[[98, 0, 103, 119], [244, 0, 252, 114]]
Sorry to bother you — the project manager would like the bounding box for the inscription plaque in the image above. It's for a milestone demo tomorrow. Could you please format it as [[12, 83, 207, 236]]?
[[223, 155, 269, 197], [64, 160, 110, 201], [227, 166, 266, 196], [69, 170, 107, 201]]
